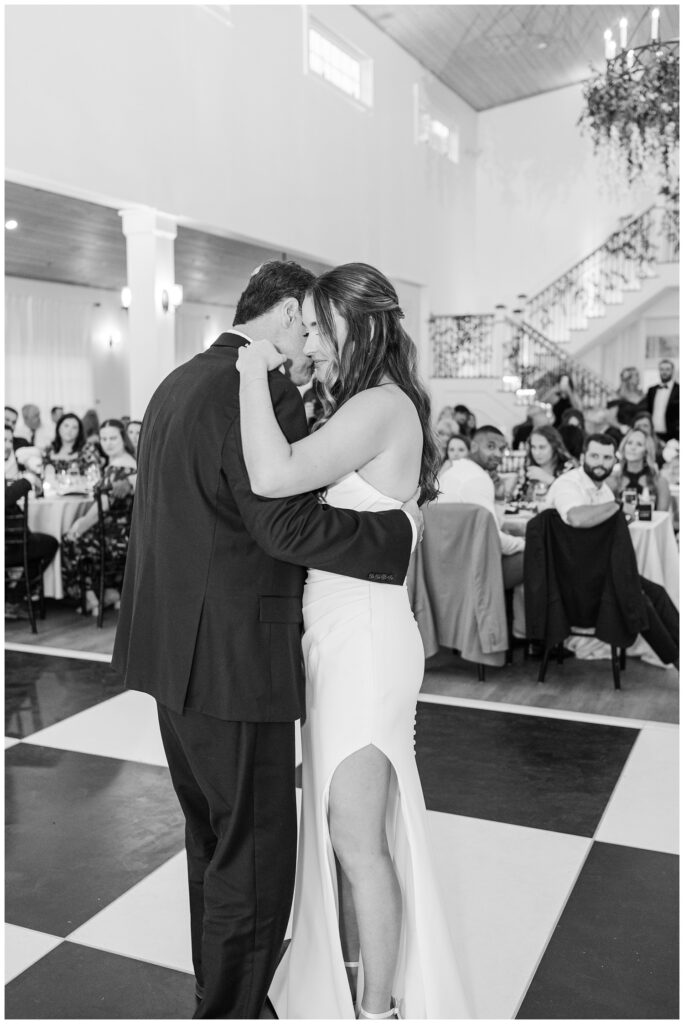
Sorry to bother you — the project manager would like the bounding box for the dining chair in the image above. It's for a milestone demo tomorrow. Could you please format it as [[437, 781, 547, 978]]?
[[5, 491, 46, 634]]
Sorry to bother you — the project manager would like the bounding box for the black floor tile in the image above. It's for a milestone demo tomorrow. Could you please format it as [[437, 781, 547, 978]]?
[[517, 842, 679, 1019], [5, 940, 196, 1019], [6, 745, 184, 935], [5, 651, 124, 738], [415, 703, 638, 835]]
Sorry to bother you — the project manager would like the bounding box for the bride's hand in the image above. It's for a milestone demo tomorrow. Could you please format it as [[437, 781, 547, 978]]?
[[236, 338, 286, 375]]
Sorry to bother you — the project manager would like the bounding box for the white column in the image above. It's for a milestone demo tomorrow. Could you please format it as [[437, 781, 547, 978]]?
[[120, 208, 178, 418]]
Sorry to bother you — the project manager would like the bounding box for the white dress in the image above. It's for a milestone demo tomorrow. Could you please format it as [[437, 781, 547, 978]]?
[[270, 471, 470, 1019]]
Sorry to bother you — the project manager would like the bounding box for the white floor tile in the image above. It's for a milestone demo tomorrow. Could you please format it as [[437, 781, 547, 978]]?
[[22, 690, 167, 766], [5, 737, 20, 748], [5, 923, 63, 983], [428, 811, 591, 1020], [67, 852, 193, 973], [594, 725, 679, 854]]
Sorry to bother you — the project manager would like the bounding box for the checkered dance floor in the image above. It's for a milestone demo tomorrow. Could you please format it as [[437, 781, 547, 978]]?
[[5, 646, 678, 1019]]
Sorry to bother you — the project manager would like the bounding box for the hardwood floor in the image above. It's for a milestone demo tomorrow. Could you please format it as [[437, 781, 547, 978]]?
[[5, 602, 679, 724]]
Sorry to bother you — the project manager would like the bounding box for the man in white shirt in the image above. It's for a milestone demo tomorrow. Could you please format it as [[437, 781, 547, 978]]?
[[14, 404, 53, 450], [545, 433, 621, 527], [438, 425, 525, 588], [545, 432, 678, 667]]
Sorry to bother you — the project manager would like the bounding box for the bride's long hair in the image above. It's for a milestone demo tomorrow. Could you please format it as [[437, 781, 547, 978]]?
[[307, 263, 440, 504]]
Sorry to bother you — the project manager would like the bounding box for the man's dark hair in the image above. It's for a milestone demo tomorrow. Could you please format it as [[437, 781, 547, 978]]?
[[233, 260, 315, 325], [50, 405, 63, 415], [472, 424, 505, 440], [5, 405, 17, 416], [584, 432, 617, 452]]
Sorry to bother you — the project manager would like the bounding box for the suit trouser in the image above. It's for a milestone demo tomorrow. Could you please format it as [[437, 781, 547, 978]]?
[[157, 705, 297, 1019]]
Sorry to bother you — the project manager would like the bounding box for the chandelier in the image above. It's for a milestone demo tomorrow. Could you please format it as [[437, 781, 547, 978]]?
[[579, 8, 679, 201]]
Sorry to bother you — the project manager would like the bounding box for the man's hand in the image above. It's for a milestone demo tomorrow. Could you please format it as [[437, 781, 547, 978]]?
[[401, 488, 424, 545]]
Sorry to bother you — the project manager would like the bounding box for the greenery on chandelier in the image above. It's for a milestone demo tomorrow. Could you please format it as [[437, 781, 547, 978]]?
[[579, 41, 679, 202]]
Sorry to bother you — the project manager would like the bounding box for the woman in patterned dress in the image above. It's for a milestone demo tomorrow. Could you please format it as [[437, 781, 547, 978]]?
[[43, 412, 103, 481], [61, 419, 137, 615]]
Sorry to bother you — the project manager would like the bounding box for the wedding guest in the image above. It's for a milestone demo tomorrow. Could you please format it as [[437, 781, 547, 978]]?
[[438, 425, 525, 589], [437, 434, 470, 478], [514, 425, 576, 504], [60, 419, 136, 616], [644, 359, 679, 441], [15, 404, 52, 449], [82, 408, 105, 462], [5, 426, 20, 480], [453, 404, 476, 438], [607, 427, 670, 511], [44, 413, 103, 478], [5, 406, 29, 450], [614, 366, 644, 427], [511, 402, 551, 449], [125, 419, 143, 455], [632, 411, 665, 467], [435, 416, 460, 466], [544, 433, 678, 667], [5, 469, 59, 620], [50, 405, 65, 425], [539, 373, 582, 428]]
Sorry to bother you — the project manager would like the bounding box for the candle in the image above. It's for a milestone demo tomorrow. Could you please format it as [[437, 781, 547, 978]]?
[[604, 28, 613, 59], [627, 48, 635, 68], [651, 7, 660, 41], [608, 39, 617, 60], [619, 17, 628, 49]]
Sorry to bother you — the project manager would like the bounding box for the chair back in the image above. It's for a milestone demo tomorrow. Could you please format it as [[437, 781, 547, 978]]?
[[407, 502, 508, 665], [5, 490, 30, 570]]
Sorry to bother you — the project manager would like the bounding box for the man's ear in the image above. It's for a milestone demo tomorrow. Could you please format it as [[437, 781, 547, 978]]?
[[281, 297, 300, 327]]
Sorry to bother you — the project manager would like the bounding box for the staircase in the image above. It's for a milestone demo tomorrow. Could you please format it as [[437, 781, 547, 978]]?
[[521, 203, 679, 355], [430, 201, 679, 411]]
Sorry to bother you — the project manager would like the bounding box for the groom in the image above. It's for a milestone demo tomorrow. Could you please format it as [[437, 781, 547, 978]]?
[[112, 260, 417, 1019]]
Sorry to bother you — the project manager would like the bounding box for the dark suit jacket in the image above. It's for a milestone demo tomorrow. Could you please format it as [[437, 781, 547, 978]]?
[[645, 381, 679, 439], [12, 437, 29, 451], [112, 332, 412, 722], [524, 508, 649, 649]]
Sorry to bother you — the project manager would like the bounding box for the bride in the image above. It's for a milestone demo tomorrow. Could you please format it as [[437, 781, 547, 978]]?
[[236, 263, 469, 1019]]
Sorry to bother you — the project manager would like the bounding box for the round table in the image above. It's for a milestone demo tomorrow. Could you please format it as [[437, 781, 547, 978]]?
[[27, 494, 93, 599], [628, 510, 679, 608]]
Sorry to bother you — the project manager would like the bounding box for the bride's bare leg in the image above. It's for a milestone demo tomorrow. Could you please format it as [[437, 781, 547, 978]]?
[[336, 857, 360, 1001], [329, 745, 401, 1015]]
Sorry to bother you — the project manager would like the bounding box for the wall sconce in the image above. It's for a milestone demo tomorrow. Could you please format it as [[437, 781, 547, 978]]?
[[121, 286, 132, 310], [161, 284, 184, 313]]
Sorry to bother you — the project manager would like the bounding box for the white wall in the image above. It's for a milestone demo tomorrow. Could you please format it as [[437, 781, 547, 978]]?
[[6, 3, 479, 324], [474, 83, 660, 311]]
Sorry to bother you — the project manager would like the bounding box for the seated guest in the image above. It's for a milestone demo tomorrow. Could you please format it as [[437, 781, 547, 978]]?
[[511, 402, 551, 450], [514, 425, 576, 504], [60, 419, 137, 616], [82, 408, 105, 462], [5, 406, 29, 450], [453, 404, 476, 438], [607, 427, 670, 511], [435, 416, 460, 469], [6, 469, 60, 619], [558, 407, 586, 461], [632, 410, 666, 467], [44, 412, 103, 478], [50, 405, 65, 425], [438, 425, 525, 589], [14, 403, 53, 449], [5, 426, 19, 481], [545, 433, 678, 666], [437, 433, 470, 479], [125, 419, 143, 455]]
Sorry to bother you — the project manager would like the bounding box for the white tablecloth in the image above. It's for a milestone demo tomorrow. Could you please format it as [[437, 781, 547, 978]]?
[[629, 511, 679, 608], [28, 495, 92, 599]]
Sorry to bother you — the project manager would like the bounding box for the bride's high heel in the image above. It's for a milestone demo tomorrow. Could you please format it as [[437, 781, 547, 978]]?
[[358, 998, 401, 1019]]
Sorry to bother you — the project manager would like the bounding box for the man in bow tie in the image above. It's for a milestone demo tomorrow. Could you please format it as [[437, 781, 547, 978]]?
[[644, 359, 679, 442]]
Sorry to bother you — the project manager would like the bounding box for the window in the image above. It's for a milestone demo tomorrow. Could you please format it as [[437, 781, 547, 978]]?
[[307, 20, 373, 108]]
